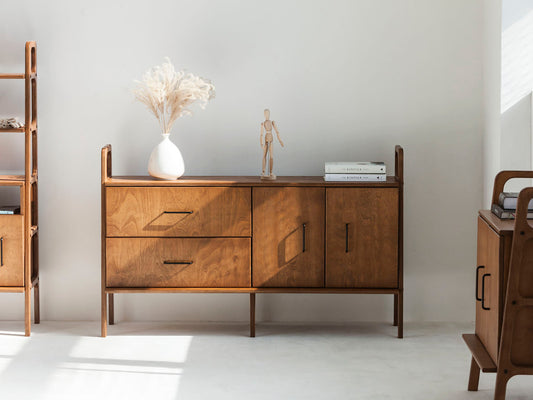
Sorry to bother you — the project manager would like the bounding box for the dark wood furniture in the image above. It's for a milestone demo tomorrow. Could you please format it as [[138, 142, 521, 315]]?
[[464, 171, 533, 399], [101, 145, 404, 337], [0, 42, 39, 336]]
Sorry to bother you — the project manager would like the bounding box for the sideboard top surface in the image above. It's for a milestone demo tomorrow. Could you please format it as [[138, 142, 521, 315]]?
[[479, 210, 515, 235], [104, 175, 400, 187]]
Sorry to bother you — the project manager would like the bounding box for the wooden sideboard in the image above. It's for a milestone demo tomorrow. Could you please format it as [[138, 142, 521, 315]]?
[[101, 145, 404, 337], [464, 171, 533, 399]]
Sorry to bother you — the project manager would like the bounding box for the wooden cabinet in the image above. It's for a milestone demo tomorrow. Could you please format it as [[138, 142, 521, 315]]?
[[101, 145, 404, 338], [463, 171, 533, 400], [475, 216, 506, 364], [326, 188, 399, 288], [253, 187, 324, 288]]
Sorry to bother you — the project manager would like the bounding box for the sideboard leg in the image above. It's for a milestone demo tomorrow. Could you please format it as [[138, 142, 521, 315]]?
[[250, 293, 256, 337], [393, 294, 398, 326], [397, 291, 403, 338], [24, 287, 31, 336], [34, 280, 40, 324], [494, 370, 510, 400], [101, 290, 107, 337], [467, 357, 480, 391], [109, 293, 114, 325]]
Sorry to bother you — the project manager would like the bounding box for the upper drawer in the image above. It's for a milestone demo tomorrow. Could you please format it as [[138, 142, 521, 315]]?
[[106, 187, 251, 237]]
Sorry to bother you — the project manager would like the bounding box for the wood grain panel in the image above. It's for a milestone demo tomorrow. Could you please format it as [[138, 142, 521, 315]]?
[[475, 217, 501, 363], [106, 187, 251, 237], [0, 215, 23, 287], [326, 188, 398, 288], [106, 238, 250, 287], [253, 187, 324, 287]]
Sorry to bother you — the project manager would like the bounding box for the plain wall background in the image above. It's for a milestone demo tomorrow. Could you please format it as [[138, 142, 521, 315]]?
[[0, 0, 484, 324]]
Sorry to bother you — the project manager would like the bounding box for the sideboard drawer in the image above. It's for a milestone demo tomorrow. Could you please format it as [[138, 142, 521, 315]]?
[[0, 215, 23, 287], [106, 187, 251, 237], [106, 237, 251, 288]]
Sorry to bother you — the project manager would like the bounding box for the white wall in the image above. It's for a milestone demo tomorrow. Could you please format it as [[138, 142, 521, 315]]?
[[499, 0, 533, 193], [0, 0, 484, 324], [483, 0, 502, 206]]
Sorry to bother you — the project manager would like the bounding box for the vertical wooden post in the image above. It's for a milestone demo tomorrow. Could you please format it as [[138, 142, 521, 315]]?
[[397, 291, 403, 338], [395, 145, 404, 339], [467, 357, 480, 391], [250, 293, 255, 337], [109, 293, 114, 325], [392, 294, 398, 326], [101, 145, 111, 337], [34, 280, 40, 324]]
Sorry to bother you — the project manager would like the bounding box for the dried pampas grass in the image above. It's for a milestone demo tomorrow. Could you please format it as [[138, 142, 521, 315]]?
[[133, 58, 215, 133]]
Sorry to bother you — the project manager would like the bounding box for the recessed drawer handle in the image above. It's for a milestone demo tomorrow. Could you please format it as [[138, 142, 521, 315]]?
[[163, 211, 194, 214], [345, 223, 349, 253], [302, 223, 306, 253], [163, 260, 194, 265], [0, 237, 3, 267], [481, 273, 491, 311]]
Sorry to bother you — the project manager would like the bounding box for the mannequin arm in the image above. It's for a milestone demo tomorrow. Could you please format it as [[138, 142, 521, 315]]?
[[272, 121, 284, 147]]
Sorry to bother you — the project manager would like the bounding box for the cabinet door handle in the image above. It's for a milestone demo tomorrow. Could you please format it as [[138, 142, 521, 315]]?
[[481, 273, 491, 310], [163, 211, 193, 214], [302, 223, 306, 253], [475, 265, 485, 301], [345, 223, 349, 253], [163, 260, 193, 265], [0, 237, 3, 267]]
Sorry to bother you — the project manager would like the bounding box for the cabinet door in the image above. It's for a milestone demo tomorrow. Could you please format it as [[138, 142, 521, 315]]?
[[253, 187, 324, 287], [326, 188, 398, 288], [476, 217, 501, 363], [0, 215, 23, 287]]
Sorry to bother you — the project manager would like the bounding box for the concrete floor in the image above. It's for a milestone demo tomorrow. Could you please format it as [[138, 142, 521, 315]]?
[[0, 321, 531, 399]]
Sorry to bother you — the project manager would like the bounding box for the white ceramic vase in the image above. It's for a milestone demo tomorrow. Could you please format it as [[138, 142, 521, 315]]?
[[148, 133, 185, 180]]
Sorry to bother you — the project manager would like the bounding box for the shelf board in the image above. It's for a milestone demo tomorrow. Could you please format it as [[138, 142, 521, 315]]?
[[0, 73, 25, 79], [463, 333, 497, 372], [0, 127, 25, 133], [0, 175, 24, 186]]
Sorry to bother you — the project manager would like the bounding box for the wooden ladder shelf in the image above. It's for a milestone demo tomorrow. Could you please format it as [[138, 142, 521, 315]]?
[[0, 41, 40, 336]]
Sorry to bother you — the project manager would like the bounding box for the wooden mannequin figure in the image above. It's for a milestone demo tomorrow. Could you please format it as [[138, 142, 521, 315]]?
[[260, 109, 284, 180]]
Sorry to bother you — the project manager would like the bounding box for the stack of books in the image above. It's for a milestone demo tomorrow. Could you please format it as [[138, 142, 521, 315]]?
[[0, 205, 20, 215], [324, 161, 386, 182], [492, 192, 533, 219]]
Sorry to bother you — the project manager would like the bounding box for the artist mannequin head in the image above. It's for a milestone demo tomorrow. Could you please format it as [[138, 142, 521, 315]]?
[[264, 109, 270, 120]]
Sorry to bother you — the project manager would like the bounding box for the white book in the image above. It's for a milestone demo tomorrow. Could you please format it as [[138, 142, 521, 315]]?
[[325, 161, 386, 174], [324, 173, 387, 182]]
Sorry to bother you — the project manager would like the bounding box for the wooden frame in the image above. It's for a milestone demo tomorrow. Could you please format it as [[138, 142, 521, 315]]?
[[464, 171, 533, 399], [101, 145, 404, 338], [0, 42, 39, 336]]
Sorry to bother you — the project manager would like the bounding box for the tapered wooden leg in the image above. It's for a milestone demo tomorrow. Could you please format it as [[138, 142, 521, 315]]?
[[109, 293, 114, 325], [101, 290, 107, 337], [393, 294, 398, 326], [397, 291, 403, 338], [467, 357, 480, 391], [24, 287, 31, 336], [250, 293, 255, 337], [34, 281, 40, 324], [494, 371, 510, 400]]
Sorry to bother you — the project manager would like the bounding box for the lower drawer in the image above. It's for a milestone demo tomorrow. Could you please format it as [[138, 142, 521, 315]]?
[[0, 215, 23, 287], [106, 238, 251, 288]]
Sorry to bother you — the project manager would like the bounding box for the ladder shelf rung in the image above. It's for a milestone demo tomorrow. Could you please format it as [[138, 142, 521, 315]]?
[[0, 73, 25, 79]]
